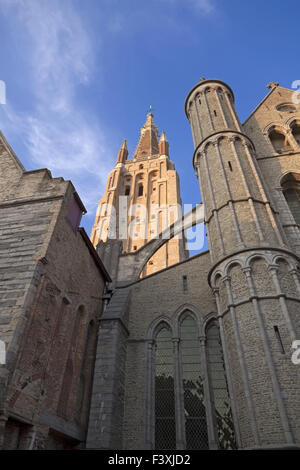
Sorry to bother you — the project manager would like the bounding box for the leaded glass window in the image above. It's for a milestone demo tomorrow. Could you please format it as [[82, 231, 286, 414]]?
[[206, 322, 236, 449], [180, 316, 208, 450], [155, 327, 176, 449], [152, 314, 236, 450]]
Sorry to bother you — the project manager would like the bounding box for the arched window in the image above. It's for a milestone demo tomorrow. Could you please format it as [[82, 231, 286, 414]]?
[[206, 321, 236, 449], [125, 186, 130, 196], [282, 173, 300, 226], [151, 312, 236, 450], [180, 316, 208, 449], [155, 327, 176, 449], [291, 121, 300, 146], [269, 128, 292, 154], [138, 184, 143, 197], [283, 188, 300, 225]]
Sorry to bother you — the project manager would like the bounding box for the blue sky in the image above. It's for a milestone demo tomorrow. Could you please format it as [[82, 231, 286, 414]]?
[[0, 0, 299, 251]]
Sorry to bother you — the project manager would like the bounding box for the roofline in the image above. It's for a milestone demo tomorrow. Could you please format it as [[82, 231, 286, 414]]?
[[116, 249, 211, 288], [0, 130, 25, 171], [79, 227, 111, 282], [73, 191, 87, 214], [243, 85, 295, 125]]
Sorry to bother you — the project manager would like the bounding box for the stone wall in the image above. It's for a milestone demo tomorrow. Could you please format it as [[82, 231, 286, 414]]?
[[0, 136, 109, 449], [121, 251, 215, 449]]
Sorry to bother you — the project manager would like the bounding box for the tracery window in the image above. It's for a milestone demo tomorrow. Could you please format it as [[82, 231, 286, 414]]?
[[155, 327, 176, 449], [269, 128, 292, 154], [180, 316, 208, 449], [151, 311, 236, 450]]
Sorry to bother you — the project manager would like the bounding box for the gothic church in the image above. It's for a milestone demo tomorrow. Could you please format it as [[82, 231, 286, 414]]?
[[0, 78, 299, 450]]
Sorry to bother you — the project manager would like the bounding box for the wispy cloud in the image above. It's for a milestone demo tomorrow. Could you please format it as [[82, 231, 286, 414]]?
[[160, 0, 215, 15], [192, 0, 215, 14], [0, 0, 113, 214]]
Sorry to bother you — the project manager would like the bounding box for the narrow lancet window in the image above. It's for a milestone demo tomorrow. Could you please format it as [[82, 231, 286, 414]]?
[[155, 327, 176, 449], [206, 321, 236, 449], [181, 316, 208, 449]]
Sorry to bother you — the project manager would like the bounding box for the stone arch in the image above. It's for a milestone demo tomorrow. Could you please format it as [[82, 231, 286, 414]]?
[[147, 316, 174, 341], [204, 140, 213, 153], [288, 118, 300, 146], [117, 203, 204, 281], [267, 124, 293, 153], [227, 262, 249, 303], [273, 256, 298, 297], [211, 271, 223, 289], [278, 170, 300, 188], [263, 121, 287, 135], [245, 252, 271, 269], [202, 312, 218, 334], [216, 134, 229, 143], [224, 259, 244, 277], [272, 254, 295, 270], [204, 86, 212, 94], [248, 255, 276, 297], [195, 152, 202, 166], [172, 304, 202, 337], [280, 172, 300, 225]]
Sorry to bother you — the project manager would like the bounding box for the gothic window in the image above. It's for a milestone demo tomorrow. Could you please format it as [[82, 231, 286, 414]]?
[[150, 312, 236, 450], [206, 321, 236, 449], [269, 128, 292, 154], [180, 316, 208, 449], [138, 184, 143, 197], [125, 186, 130, 196], [155, 327, 176, 449]]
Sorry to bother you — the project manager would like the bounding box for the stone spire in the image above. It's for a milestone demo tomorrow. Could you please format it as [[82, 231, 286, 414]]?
[[134, 112, 159, 159], [159, 131, 169, 156], [117, 139, 128, 164]]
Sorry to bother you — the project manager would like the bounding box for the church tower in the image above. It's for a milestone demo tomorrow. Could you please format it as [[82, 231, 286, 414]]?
[[91, 111, 188, 277], [185, 79, 300, 448]]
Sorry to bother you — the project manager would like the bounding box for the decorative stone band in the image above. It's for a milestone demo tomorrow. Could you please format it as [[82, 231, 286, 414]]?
[[203, 197, 280, 224], [208, 246, 300, 288], [192, 130, 256, 169]]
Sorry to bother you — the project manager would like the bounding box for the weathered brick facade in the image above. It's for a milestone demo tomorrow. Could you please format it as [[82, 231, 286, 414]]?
[[0, 132, 110, 449]]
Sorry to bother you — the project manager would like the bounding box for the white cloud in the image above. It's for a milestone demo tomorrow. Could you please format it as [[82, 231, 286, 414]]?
[[0, 0, 114, 215]]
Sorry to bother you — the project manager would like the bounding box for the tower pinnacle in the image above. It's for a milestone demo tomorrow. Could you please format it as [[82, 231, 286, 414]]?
[[134, 112, 159, 159], [117, 139, 128, 164], [159, 131, 169, 156]]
